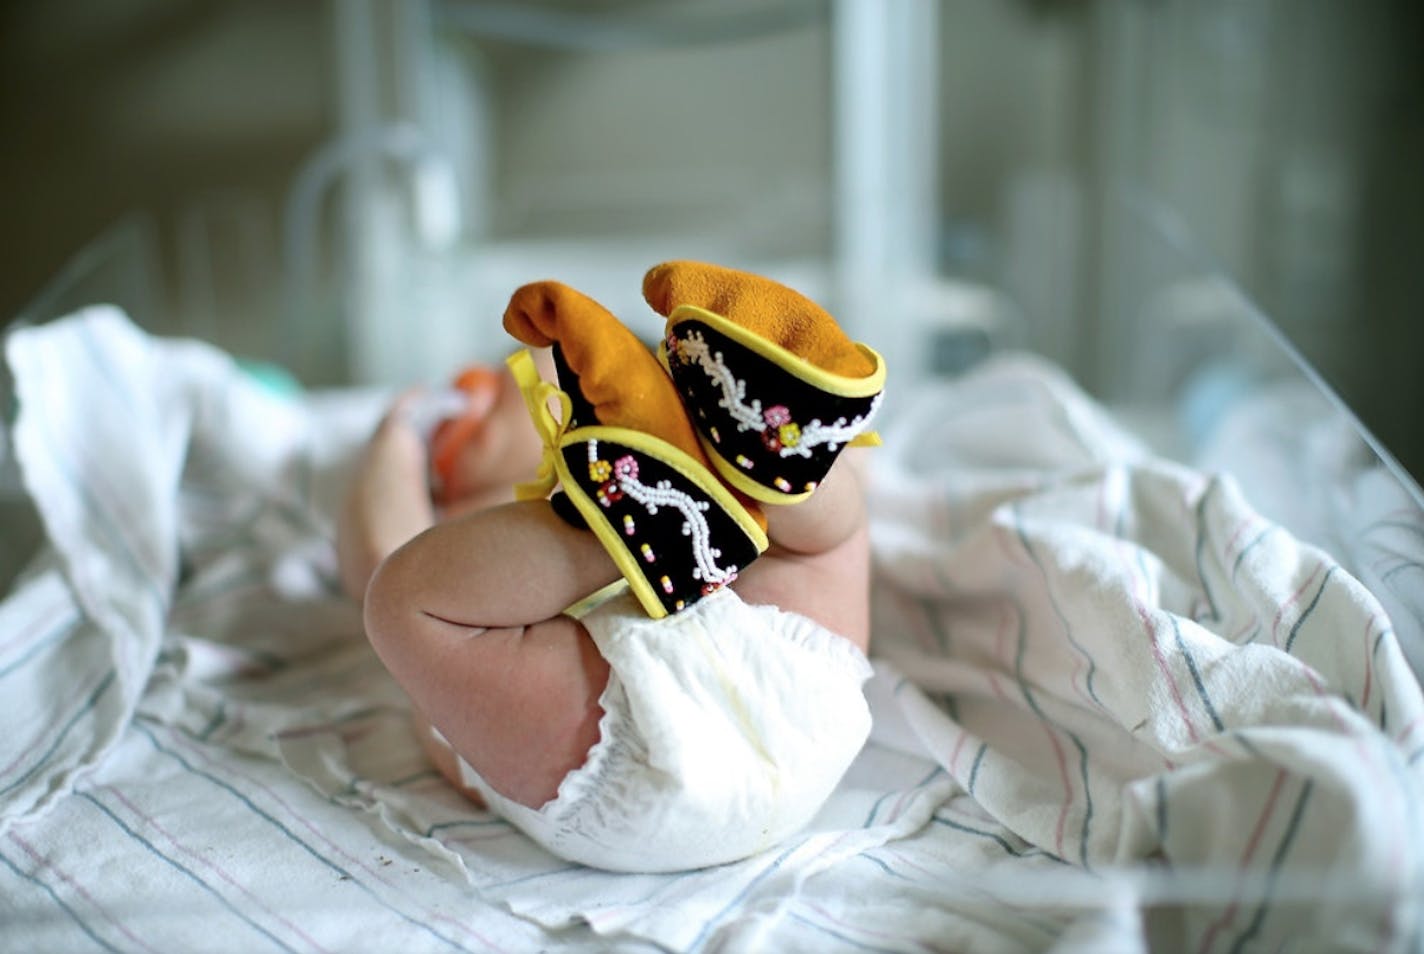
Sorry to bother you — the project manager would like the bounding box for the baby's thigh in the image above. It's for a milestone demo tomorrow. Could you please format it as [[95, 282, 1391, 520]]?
[[409, 615, 611, 810], [413, 711, 487, 808]]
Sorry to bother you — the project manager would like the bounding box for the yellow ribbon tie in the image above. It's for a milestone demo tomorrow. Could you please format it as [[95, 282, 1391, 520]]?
[[505, 349, 574, 501]]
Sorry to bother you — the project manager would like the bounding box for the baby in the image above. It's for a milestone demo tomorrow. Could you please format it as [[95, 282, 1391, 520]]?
[[337, 261, 886, 872]]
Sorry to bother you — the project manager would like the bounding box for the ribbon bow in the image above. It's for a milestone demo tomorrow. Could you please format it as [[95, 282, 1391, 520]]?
[[506, 349, 574, 501]]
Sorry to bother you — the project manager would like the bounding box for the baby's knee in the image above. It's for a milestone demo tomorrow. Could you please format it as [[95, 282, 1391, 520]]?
[[361, 549, 415, 659]]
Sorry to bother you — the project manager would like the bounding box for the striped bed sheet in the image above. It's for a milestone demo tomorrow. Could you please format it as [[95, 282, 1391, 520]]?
[[1, 306, 1421, 953]]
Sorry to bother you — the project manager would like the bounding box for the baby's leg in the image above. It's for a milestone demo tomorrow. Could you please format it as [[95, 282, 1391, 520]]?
[[732, 448, 872, 651], [364, 500, 620, 808]]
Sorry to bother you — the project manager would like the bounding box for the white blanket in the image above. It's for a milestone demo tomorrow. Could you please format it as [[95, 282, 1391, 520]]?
[[2, 307, 1421, 952]]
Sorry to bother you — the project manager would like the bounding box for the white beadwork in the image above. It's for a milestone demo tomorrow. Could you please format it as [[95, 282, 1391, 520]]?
[[589, 440, 740, 587], [780, 393, 884, 460], [676, 329, 881, 458], [678, 331, 763, 432]]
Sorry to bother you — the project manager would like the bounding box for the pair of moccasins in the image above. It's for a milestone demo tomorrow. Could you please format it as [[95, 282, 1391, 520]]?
[[468, 260, 886, 619]]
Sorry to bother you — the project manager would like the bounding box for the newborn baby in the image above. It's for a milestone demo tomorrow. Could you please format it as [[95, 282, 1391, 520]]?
[[338, 261, 886, 872]]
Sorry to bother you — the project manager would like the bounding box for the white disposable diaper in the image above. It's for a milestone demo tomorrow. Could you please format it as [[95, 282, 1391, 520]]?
[[431, 588, 873, 873]]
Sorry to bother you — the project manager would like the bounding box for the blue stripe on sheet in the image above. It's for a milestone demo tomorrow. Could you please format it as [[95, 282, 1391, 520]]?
[[1192, 480, 1223, 621], [0, 846, 123, 953], [1011, 504, 1106, 711], [77, 792, 300, 954], [1229, 731, 1267, 760], [1382, 561, 1423, 584], [1008, 592, 1096, 868], [0, 669, 115, 798], [1377, 733, 1424, 950], [1227, 778, 1315, 954], [1230, 526, 1273, 580], [1071, 733, 1093, 866], [1171, 617, 1226, 733], [860, 850, 1062, 942], [75, 319, 143, 417], [1362, 518, 1424, 539], [425, 818, 507, 837], [861, 765, 944, 828], [931, 813, 1062, 862], [196, 701, 228, 742], [689, 842, 800, 952], [391, 769, 440, 788], [131, 722, 478, 953], [857, 852, 906, 882], [34, 418, 170, 609], [967, 743, 987, 796], [480, 864, 584, 890], [1155, 776, 1168, 842], [1284, 566, 1337, 654], [786, 911, 900, 953], [0, 612, 82, 681]]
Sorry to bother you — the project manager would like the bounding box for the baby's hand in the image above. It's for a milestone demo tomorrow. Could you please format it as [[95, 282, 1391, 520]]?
[[429, 358, 550, 517], [369, 391, 437, 494], [336, 391, 438, 603]]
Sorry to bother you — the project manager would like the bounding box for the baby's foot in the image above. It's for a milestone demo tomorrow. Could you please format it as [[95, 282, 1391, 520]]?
[[643, 260, 886, 503], [502, 280, 767, 618]]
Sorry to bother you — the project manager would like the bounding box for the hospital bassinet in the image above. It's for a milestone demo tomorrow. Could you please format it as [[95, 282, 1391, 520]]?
[[2, 3, 1421, 951]]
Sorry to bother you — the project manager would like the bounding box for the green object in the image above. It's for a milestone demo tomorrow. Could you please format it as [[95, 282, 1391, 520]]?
[[237, 359, 303, 398]]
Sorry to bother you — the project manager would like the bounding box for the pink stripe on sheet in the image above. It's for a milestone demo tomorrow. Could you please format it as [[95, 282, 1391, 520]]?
[[1040, 714, 1074, 861], [1295, 667, 1407, 950], [1396, 715, 1424, 748], [0, 668, 112, 785], [0, 586, 77, 661], [1009, 506, 1105, 717], [100, 785, 332, 954], [912, 592, 943, 655], [1116, 536, 1204, 744], [946, 726, 972, 777], [1195, 768, 1288, 954], [1222, 515, 1257, 560], [800, 899, 953, 954], [28, 351, 167, 592], [1141, 613, 1199, 745], [1227, 616, 1258, 644], [157, 725, 508, 953], [1269, 563, 1326, 647], [8, 831, 163, 954], [991, 597, 1078, 861], [1360, 616, 1383, 712], [993, 519, 1031, 568], [1117, 503, 1243, 762]]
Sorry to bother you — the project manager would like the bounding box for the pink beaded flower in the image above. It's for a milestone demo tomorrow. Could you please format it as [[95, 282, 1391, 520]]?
[[763, 405, 792, 427]]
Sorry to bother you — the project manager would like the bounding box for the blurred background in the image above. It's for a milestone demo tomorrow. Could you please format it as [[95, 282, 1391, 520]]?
[[2, 0, 1421, 482]]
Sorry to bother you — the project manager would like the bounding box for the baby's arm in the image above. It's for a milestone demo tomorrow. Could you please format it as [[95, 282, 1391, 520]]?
[[336, 396, 437, 604]]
